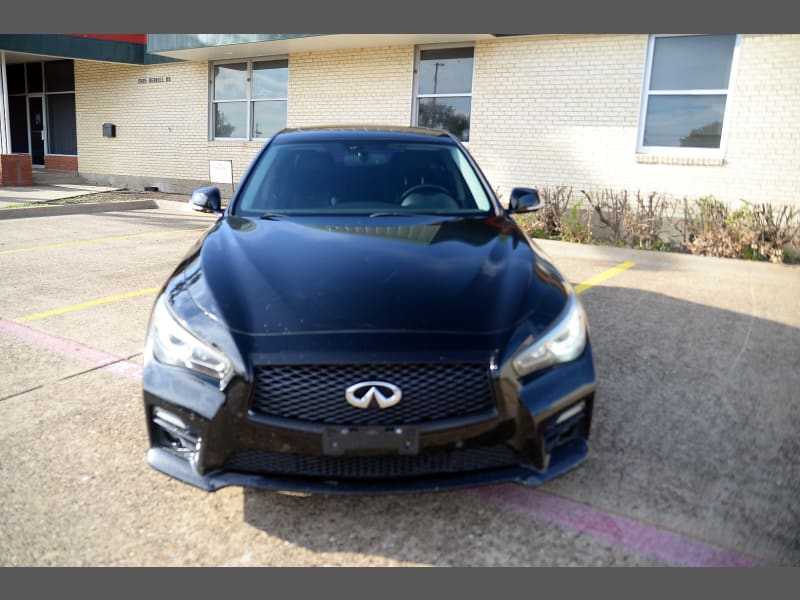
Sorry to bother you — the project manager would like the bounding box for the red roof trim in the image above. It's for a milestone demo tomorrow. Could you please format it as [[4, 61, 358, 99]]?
[[66, 34, 146, 45]]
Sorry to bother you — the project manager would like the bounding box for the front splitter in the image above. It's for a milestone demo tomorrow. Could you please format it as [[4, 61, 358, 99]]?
[[146, 438, 588, 495]]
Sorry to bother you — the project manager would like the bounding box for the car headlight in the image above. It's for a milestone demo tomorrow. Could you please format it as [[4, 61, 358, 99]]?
[[512, 293, 588, 376], [145, 294, 234, 389]]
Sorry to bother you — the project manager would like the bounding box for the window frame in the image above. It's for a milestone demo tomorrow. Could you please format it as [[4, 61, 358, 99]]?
[[636, 34, 742, 158], [411, 43, 476, 144], [209, 56, 288, 142]]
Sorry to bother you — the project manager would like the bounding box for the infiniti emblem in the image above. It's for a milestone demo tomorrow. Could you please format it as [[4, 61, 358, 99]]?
[[345, 381, 402, 409]]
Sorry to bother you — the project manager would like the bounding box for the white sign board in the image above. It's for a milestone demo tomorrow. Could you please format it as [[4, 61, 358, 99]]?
[[209, 160, 233, 185]]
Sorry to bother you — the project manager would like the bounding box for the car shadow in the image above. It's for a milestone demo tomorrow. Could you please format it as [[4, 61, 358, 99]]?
[[241, 285, 800, 566]]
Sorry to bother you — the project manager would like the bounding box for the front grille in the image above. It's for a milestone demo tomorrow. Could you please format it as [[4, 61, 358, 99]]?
[[225, 446, 518, 479], [251, 363, 496, 425]]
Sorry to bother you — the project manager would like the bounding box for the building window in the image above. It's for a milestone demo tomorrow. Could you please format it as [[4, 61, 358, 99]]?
[[46, 93, 77, 155], [638, 35, 740, 155], [414, 47, 474, 142], [212, 59, 288, 140], [6, 60, 77, 157]]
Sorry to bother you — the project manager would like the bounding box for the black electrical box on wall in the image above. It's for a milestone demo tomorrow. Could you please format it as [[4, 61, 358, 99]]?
[[102, 123, 116, 138]]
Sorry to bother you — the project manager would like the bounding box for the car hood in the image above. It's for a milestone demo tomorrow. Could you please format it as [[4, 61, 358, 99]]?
[[184, 214, 568, 337]]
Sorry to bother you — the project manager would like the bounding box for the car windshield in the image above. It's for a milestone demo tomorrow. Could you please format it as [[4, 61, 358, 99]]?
[[233, 138, 496, 217]]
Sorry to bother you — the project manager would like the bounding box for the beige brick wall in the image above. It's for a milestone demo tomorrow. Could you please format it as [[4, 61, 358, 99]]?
[[287, 45, 414, 126], [72, 35, 800, 205], [75, 60, 211, 183], [722, 34, 800, 206], [469, 34, 800, 207], [74, 45, 416, 189]]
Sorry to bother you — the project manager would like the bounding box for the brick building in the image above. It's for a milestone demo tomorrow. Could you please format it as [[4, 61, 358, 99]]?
[[1, 34, 798, 206]]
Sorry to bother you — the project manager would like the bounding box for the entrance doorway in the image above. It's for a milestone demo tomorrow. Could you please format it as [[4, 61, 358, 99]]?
[[5, 59, 77, 168], [27, 96, 45, 167]]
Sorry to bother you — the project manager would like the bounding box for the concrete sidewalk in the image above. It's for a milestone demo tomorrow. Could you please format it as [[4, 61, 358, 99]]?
[[0, 171, 193, 218], [0, 182, 122, 208]]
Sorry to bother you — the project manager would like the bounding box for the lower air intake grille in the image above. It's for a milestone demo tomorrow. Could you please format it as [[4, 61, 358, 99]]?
[[225, 446, 518, 479], [251, 363, 495, 425]]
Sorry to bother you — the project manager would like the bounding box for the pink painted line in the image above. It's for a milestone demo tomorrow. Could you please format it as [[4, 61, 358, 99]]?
[[0, 318, 142, 383], [467, 484, 759, 567], [0, 317, 760, 566]]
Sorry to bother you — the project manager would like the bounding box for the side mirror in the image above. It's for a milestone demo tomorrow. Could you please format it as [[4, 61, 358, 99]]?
[[508, 187, 542, 213], [190, 186, 222, 213]]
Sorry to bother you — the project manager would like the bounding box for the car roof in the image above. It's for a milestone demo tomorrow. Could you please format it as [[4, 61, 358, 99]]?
[[272, 125, 458, 144]]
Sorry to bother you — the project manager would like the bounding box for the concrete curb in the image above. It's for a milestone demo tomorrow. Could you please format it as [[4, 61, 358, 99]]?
[[0, 199, 158, 220]]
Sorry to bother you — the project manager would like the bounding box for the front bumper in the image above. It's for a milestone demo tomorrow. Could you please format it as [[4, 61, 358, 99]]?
[[142, 345, 596, 495], [146, 437, 588, 494]]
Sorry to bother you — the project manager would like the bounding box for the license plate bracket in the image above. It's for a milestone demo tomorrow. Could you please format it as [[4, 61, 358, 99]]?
[[322, 426, 420, 456]]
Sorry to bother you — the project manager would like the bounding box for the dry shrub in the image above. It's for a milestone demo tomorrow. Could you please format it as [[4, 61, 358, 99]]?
[[581, 188, 629, 243], [681, 196, 747, 258], [581, 189, 675, 250], [512, 185, 800, 263], [627, 191, 673, 250], [516, 186, 574, 239], [681, 197, 800, 263], [746, 202, 800, 263]]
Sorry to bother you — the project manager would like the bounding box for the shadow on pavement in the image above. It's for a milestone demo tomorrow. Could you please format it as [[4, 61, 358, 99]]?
[[240, 285, 800, 565]]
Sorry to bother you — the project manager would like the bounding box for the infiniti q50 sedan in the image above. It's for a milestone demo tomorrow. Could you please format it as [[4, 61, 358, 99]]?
[[142, 126, 596, 494]]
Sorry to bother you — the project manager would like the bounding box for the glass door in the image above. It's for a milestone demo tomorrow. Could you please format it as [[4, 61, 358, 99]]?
[[27, 96, 45, 167]]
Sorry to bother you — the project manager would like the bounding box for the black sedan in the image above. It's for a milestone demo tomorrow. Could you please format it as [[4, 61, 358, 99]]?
[[143, 126, 595, 494]]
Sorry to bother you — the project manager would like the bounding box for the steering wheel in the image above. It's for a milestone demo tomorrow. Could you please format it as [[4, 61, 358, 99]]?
[[400, 183, 451, 202]]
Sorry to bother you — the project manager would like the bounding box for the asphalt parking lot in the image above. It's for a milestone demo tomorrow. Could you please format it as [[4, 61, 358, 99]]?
[[1, 202, 798, 566]]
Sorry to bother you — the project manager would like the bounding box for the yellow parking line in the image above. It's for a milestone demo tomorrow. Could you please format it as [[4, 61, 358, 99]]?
[[574, 261, 635, 295], [0, 227, 207, 256], [15, 286, 161, 323]]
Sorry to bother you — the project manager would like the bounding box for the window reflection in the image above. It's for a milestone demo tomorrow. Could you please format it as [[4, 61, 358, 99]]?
[[212, 60, 288, 139], [418, 97, 471, 142], [416, 47, 474, 141], [215, 102, 247, 138], [252, 60, 289, 99], [644, 95, 726, 148], [253, 101, 287, 139], [214, 63, 247, 101], [418, 48, 474, 95], [651, 35, 736, 90], [640, 35, 737, 151]]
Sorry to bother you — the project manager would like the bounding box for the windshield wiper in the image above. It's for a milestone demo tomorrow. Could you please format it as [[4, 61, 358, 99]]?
[[368, 211, 436, 218], [259, 212, 290, 220]]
